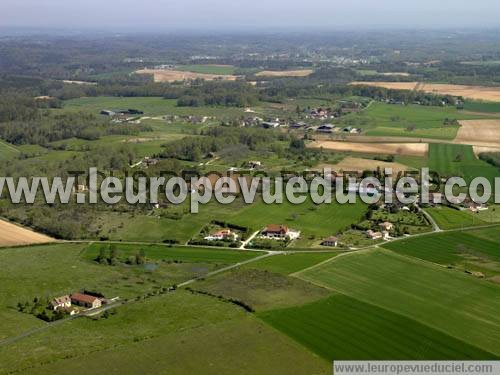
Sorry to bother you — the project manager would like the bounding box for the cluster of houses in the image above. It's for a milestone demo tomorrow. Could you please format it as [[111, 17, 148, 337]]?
[[49, 293, 113, 315], [101, 108, 144, 124], [428, 193, 489, 212], [303, 104, 362, 120], [163, 115, 211, 124], [321, 221, 394, 247], [366, 222, 394, 241]]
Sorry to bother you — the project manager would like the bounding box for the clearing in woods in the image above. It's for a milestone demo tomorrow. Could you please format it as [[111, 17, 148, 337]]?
[[350, 82, 500, 102], [0, 220, 54, 247], [308, 141, 428, 157]]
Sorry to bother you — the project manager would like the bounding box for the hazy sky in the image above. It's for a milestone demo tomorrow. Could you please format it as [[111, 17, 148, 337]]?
[[1, 0, 499, 30]]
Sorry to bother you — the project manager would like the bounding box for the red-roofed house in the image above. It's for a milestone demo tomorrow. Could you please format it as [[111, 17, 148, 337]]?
[[262, 224, 290, 239]]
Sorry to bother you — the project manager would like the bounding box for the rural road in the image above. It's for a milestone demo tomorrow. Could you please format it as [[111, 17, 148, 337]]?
[[239, 230, 260, 250], [421, 208, 442, 232], [0, 251, 276, 348]]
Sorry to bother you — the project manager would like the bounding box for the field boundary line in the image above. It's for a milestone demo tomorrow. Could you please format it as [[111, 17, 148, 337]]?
[[292, 249, 500, 357], [290, 248, 374, 278]]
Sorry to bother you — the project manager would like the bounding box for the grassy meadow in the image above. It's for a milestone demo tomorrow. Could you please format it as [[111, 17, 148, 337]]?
[[424, 206, 488, 229], [297, 249, 500, 356], [0, 292, 330, 375], [343, 102, 484, 140], [260, 294, 495, 360], [227, 199, 367, 248], [428, 143, 498, 182], [383, 227, 500, 277]]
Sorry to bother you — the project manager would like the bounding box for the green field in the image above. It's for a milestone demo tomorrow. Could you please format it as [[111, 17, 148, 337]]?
[[63, 96, 247, 117], [91, 199, 246, 244], [383, 228, 500, 276], [83, 243, 259, 264], [0, 292, 329, 375], [424, 206, 488, 229], [428, 143, 498, 183], [345, 102, 485, 140], [177, 64, 236, 75], [244, 252, 339, 275], [463, 101, 500, 113], [228, 199, 367, 248], [297, 249, 500, 355], [0, 242, 256, 341], [194, 268, 331, 311], [260, 294, 495, 360]]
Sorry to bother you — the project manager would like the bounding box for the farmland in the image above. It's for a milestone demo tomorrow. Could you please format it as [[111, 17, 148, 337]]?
[[193, 268, 332, 311], [260, 294, 495, 360], [226, 198, 367, 248], [455, 119, 500, 148], [63, 96, 246, 117], [427, 143, 498, 182], [424, 206, 487, 230], [176, 64, 236, 75], [135, 68, 238, 82], [296, 249, 500, 355], [0, 291, 329, 375], [244, 252, 339, 275], [255, 69, 314, 77], [0, 220, 54, 247], [383, 227, 500, 277], [2, 28, 500, 372], [353, 102, 481, 140], [308, 140, 428, 157], [0, 242, 256, 340], [326, 156, 412, 174], [82, 243, 259, 264], [351, 82, 500, 102]]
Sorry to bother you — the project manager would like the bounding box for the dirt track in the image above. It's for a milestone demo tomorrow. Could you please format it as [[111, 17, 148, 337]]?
[[350, 81, 500, 102], [136, 69, 238, 83], [0, 220, 54, 247], [308, 141, 428, 156]]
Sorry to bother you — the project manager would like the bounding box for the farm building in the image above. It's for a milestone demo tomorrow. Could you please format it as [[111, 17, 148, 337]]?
[[379, 222, 394, 231], [246, 161, 262, 169], [366, 230, 383, 240], [262, 224, 290, 239], [70, 293, 102, 309], [321, 236, 338, 247], [204, 229, 237, 241], [49, 295, 71, 311], [262, 121, 280, 129], [316, 124, 336, 133]]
